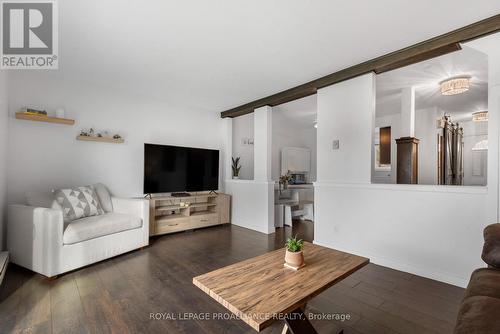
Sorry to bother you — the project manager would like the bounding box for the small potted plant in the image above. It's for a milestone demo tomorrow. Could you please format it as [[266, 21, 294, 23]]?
[[284, 235, 304, 269], [232, 157, 241, 179]]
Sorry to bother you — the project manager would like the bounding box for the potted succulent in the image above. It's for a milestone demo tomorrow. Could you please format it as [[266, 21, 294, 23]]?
[[284, 235, 304, 269], [232, 157, 241, 179]]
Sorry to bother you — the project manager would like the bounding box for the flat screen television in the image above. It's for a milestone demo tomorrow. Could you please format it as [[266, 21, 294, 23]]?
[[144, 144, 219, 194]]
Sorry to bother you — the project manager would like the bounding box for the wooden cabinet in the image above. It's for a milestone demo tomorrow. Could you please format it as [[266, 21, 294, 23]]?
[[149, 193, 231, 236], [216, 193, 231, 224], [396, 137, 419, 184]]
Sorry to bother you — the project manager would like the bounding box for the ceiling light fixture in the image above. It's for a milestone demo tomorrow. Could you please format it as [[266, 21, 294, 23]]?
[[472, 111, 488, 122], [440, 76, 470, 96], [313, 121, 318, 128]]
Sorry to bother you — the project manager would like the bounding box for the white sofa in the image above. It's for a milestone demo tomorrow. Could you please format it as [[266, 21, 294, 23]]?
[[7, 188, 149, 278]]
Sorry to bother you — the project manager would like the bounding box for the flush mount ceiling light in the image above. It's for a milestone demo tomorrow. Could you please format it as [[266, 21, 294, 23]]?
[[313, 121, 318, 128], [472, 111, 488, 122], [440, 76, 471, 96]]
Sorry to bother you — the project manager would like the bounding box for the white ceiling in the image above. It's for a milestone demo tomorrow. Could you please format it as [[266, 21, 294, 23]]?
[[49, 1, 500, 113], [376, 46, 488, 121]]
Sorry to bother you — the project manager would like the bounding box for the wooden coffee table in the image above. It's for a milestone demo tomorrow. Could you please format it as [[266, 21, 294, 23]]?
[[193, 242, 369, 333]]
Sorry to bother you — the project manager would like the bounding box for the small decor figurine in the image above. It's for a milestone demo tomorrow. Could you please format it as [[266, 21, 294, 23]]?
[[79, 128, 97, 137], [232, 157, 241, 179], [284, 235, 305, 270], [279, 171, 292, 191], [78, 129, 124, 143]]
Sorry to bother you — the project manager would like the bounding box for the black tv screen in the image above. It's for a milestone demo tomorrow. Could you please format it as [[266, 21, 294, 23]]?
[[144, 144, 219, 194]]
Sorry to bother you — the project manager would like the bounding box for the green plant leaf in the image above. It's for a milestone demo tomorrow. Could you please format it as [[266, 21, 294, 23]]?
[[285, 234, 304, 252]]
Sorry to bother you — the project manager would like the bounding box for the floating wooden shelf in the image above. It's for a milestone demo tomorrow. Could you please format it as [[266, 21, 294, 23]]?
[[76, 135, 124, 143], [15, 112, 75, 125]]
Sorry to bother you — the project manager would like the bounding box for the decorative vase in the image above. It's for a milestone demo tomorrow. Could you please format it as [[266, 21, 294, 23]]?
[[283, 181, 288, 190], [233, 176, 239, 179], [285, 249, 304, 268]]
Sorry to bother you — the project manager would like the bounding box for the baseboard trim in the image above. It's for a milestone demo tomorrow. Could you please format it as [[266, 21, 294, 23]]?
[[314, 240, 469, 288], [231, 221, 275, 235]]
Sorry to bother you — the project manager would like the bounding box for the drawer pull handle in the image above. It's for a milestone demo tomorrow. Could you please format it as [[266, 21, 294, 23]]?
[[200, 219, 208, 222], [168, 223, 179, 226]]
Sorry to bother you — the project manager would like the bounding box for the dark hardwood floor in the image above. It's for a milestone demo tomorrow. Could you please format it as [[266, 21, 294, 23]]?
[[0, 221, 464, 334]]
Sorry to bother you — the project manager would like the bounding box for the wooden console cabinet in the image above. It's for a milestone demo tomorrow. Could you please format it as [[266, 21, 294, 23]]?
[[149, 193, 231, 236]]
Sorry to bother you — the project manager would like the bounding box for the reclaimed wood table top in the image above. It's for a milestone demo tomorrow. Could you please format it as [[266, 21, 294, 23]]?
[[193, 242, 369, 331]]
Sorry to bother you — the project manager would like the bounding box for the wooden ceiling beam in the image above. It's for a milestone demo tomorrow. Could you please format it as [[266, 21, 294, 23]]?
[[221, 14, 500, 118]]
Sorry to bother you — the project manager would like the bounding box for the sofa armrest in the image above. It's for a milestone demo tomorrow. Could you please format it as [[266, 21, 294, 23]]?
[[111, 197, 148, 217], [111, 198, 149, 244], [482, 223, 500, 268], [7, 204, 64, 277]]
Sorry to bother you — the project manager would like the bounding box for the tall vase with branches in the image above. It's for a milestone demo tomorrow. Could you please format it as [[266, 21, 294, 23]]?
[[232, 157, 241, 179], [279, 171, 292, 192]]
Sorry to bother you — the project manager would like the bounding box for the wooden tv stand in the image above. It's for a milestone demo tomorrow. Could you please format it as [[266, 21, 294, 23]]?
[[149, 192, 231, 236]]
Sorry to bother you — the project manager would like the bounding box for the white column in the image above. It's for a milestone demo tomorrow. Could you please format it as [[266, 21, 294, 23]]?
[[223, 118, 233, 181], [466, 34, 500, 223], [484, 40, 500, 223], [253, 106, 273, 181], [400, 86, 415, 137], [225, 107, 274, 234], [316, 73, 375, 183], [492, 64, 500, 223]]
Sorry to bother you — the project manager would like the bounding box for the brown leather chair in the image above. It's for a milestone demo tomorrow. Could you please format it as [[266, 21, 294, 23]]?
[[454, 224, 500, 334]]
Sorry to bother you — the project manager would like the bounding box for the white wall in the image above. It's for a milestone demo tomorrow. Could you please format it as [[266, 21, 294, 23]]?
[[315, 183, 488, 287], [232, 113, 254, 180], [225, 180, 274, 234], [315, 71, 498, 287], [272, 112, 317, 182], [0, 73, 8, 250], [7, 72, 225, 203]]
